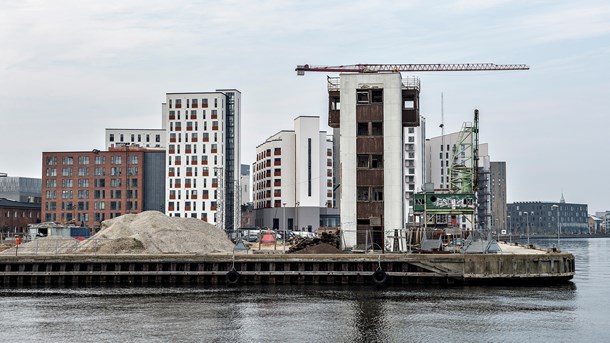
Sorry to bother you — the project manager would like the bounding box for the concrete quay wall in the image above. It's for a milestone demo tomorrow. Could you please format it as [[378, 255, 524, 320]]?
[[0, 251, 574, 287]]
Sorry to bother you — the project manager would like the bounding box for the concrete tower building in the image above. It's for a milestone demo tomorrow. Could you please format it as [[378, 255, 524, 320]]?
[[328, 73, 420, 251], [163, 90, 241, 233]]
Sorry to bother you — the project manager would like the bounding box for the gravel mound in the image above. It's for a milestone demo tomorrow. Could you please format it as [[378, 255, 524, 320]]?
[[77, 211, 235, 254]]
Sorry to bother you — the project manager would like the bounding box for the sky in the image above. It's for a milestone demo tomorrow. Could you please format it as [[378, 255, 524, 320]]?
[[1, 0, 609, 212]]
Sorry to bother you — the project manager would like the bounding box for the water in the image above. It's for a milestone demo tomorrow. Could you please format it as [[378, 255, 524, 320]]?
[[0, 238, 608, 342]]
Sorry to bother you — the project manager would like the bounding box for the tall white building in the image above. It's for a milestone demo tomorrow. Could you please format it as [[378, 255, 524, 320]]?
[[426, 131, 490, 229], [163, 90, 241, 233], [328, 73, 421, 251], [403, 120, 426, 225], [253, 116, 337, 232]]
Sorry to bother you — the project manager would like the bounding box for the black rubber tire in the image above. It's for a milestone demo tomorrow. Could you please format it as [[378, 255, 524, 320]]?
[[226, 270, 240, 285], [372, 269, 387, 285]]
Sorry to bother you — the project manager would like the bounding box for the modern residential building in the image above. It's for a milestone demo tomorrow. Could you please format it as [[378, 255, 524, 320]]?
[[507, 196, 589, 236], [594, 211, 609, 234], [41, 147, 165, 230], [105, 128, 166, 150], [0, 174, 42, 203], [328, 73, 421, 250], [403, 119, 426, 226], [0, 198, 41, 239], [253, 116, 337, 232], [163, 90, 241, 234], [490, 161, 507, 232]]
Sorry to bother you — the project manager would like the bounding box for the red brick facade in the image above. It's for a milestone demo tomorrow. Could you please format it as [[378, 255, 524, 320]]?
[[41, 148, 145, 230]]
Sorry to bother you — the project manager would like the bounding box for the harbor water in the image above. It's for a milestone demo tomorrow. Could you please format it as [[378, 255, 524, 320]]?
[[0, 238, 608, 343]]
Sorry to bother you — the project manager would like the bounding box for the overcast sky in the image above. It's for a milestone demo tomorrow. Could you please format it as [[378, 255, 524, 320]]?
[[1, 0, 609, 212]]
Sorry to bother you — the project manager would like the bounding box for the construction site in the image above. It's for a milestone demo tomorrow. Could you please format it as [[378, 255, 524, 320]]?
[[0, 63, 575, 287]]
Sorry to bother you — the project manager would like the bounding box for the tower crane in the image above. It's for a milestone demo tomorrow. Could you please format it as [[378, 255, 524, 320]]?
[[296, 63, 529, 75]]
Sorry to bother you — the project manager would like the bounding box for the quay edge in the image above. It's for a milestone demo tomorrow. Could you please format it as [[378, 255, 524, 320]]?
[[0, 249, 575, 287]]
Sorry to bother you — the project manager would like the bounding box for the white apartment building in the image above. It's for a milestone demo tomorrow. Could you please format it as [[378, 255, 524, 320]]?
[[426, 131, 490, 229], [253, 116, 337, 232], [329, 73, 421, 251], [105, 128, 166, 150], [163, 90, 241, 233], [403, 120, 426, 225]]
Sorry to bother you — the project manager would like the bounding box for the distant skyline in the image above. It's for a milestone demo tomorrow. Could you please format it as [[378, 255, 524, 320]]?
[[1, 1, 609, 212]]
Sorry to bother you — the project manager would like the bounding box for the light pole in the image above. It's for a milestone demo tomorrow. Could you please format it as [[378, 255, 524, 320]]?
[[507, 215, 511, 243], [524, 211, 530, 246], [282, 202, 287, 254], [295, 201, 300, 232], [552, 204, 560, 248]]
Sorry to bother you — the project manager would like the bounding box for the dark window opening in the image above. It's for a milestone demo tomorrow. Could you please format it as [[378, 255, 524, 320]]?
[[357, 122, 368, 136], [371, 122, 383, 136], [371, 89, 383, 103], [357, 154, 369, 168], [373, 187, 384, 201], [357, 91, 369, 104], [357, 187, 369, 201], [371, 155, 383, 168]]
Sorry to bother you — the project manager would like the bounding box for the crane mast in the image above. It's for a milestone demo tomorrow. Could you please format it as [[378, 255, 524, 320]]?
[[296, 63, 529, 75]]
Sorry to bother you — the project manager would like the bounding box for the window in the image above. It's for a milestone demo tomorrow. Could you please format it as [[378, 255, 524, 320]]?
[[156, 135, 161, 143], [127, 167, 138, 176], [46, 179, 56, 188], [78, 156, 89, 165], [78, 167, 89, 176], [95, 167, 105, 176], [78, 190, 89, 199], [111, 179, 122, 187], [94, 190, 105, 199], [404, 97, 415, 109], [128, 156, 138, 164], [46, 168, 57, 177], [357, 122, 368, 136], [371, 122, 383, 136], [61, 190, 73, 199], [373, 187, 384, 201], [95, 156, 106, 165], [371, 89, 383, 103], [111, 156, 122, 164], [63, 156, 74, 165], [94, 179, 105, 187], [78, 179, 89, 188], [371, 155, 383, 168], [357, 187, 369, 201], [61, 179, 73, 188], [111, 167, 122, 176], [357, 91, 369, 104], [357, 155, 369, 168], [46, 157, 57, 165], [62, 168, 73, 176]]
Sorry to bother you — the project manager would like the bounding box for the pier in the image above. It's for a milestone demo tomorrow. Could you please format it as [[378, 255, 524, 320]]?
[[0, 243, 574, 287]]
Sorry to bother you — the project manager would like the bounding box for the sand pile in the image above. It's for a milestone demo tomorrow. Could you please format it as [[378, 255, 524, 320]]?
[[77, 211, 235, 254], [1, 237, 80, 255]]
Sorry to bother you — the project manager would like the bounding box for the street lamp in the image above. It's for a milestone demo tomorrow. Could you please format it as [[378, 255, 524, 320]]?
[[524, 211, 531, 246], [552, 205, 560, 248], [295, 201, 300, 232], [507, 215, 511, 243], [282, 202, 287, 254]]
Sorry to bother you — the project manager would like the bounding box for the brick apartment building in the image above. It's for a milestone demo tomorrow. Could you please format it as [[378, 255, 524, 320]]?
[[0, 198, 41, 239], [41, 147, 165, 230]]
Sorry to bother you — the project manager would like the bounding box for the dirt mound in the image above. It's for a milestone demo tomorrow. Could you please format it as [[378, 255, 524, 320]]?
[[293, 242, 345, 254], [77, 211, 235, 254]]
